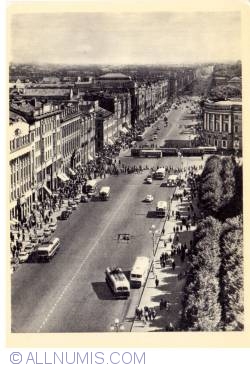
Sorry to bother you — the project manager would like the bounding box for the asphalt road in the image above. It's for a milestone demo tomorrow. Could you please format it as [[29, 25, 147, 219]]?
[[11, 97, 202, 333]]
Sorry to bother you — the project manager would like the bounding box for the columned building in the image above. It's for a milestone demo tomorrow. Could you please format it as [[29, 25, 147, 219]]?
[[203, 99, 242, 152]]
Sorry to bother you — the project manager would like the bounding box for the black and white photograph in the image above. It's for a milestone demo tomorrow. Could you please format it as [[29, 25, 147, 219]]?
[[8, 1, 246, 342]]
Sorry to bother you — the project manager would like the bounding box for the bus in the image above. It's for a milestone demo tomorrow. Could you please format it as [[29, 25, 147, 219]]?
[[166, 174, 178, 187], [99, 186, 111, 200], [105, 267, 130, 299], [130, 257, 150, 288], [180, 146, 217, 156], [85, 179, 97, 197], [37, 238, 60, 262], [156, 201, 167, 217], [154, 167, 166, 179], [140, 149, 162, 158]]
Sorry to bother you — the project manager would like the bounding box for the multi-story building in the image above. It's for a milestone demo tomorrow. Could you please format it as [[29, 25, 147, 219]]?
[[95, 107, 116, 151], [10, 100, 62, 200], [60, 102, 82, 176], [9, 112, 35, 221], [203, 99, 242, 152], [79, 101, 96, 165]]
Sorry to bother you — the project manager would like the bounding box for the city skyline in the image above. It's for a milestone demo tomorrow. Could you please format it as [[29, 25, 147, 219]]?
[[10, 12, 241, 65]]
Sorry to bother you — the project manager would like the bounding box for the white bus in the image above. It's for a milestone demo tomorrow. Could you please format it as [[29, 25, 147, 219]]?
[[166, 174, 178, 187], [130, 257, 150, 288], [37, 237, 60, 262], [154, 167, 166, 180], [156, 201, 167, 217], [105, 267, 130, 299], [99, 186, 111, 200], [85, 179, 97, 197]]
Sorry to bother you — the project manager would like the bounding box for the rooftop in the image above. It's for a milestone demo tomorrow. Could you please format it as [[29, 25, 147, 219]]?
[[24, 88, 72, 97], [98, 72, 131, 80]]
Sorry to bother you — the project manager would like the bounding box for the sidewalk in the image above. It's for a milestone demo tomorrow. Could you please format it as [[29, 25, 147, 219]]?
[[131, 192, 197, 332]]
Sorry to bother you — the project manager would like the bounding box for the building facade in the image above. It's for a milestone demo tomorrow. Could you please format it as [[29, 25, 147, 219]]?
[[60, 102, 82, 176], [203, 99, 242, 152], [9, 113, 35, 221]]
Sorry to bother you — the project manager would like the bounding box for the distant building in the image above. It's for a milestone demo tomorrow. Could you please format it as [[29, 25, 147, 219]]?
[[203, 99, 242, 152], [22, 88, 75, 101]]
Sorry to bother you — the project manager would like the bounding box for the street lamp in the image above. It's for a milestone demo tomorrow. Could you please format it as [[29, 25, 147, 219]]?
[[149, 224, 159, 256], [110, 318, 125, 332]]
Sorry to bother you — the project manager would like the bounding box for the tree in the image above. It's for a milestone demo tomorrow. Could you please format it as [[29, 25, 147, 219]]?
[[182, 217, 222, 331], [219, 216, 244, 330]]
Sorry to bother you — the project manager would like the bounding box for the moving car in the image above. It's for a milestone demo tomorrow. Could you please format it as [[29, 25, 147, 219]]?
[[145, 176, 153, 184], [145, 194, 154, 203]]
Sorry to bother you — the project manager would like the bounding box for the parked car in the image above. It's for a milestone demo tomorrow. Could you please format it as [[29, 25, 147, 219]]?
[[145, 194, 154, 202], [68, 198, 75, 206], [49, 221, 57, 232], [44, 226, 52, 237], [74, 194, 81, 204], [18, 251, 29, 263], [66, 206, 73, 214], [81, 194, 89, 203], [71, 201, 78, 210], [61, 210, 70, 220], [23, 242, 35, 255]]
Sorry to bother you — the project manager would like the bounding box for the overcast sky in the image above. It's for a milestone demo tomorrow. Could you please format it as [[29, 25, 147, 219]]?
[[10, 12, 241, 65]]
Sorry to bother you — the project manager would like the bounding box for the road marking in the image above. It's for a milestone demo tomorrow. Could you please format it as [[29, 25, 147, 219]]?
[[37, 187, 134, 332]]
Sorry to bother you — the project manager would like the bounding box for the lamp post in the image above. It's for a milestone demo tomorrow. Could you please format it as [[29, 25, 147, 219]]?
[[110, 318, 125, 332], [149, 224, 159, 257]]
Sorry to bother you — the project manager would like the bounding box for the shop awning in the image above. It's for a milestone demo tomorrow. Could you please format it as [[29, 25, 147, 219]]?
[[108, 138, 114, 146], [42, 184, 52, 196], [57, 172, 70, 182], [68, 168, 76, 176]]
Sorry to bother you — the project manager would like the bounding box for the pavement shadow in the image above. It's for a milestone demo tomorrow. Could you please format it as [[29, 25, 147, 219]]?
[[91, 282, 115, 300]]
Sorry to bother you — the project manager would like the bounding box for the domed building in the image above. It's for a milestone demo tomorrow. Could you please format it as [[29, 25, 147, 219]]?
[[97, 72, 135, 89]]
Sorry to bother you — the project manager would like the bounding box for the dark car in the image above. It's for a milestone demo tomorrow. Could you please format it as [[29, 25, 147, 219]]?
[[61, 210, 70, 220]]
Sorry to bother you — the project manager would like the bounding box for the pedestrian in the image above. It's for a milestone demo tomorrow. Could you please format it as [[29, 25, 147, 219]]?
[[162, 227, 165, 236], [171, 259, 176, 271], [155, 276, 159, 287], [152, 307, 157, 320], [173, 226, 176, 233]]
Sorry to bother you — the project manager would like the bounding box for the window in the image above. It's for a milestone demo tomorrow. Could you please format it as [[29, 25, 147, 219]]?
[[224, 123, 228, 132], [214, 139, 218, 147], [222, 140, 227, 148], [235, 125, 239, 133]]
